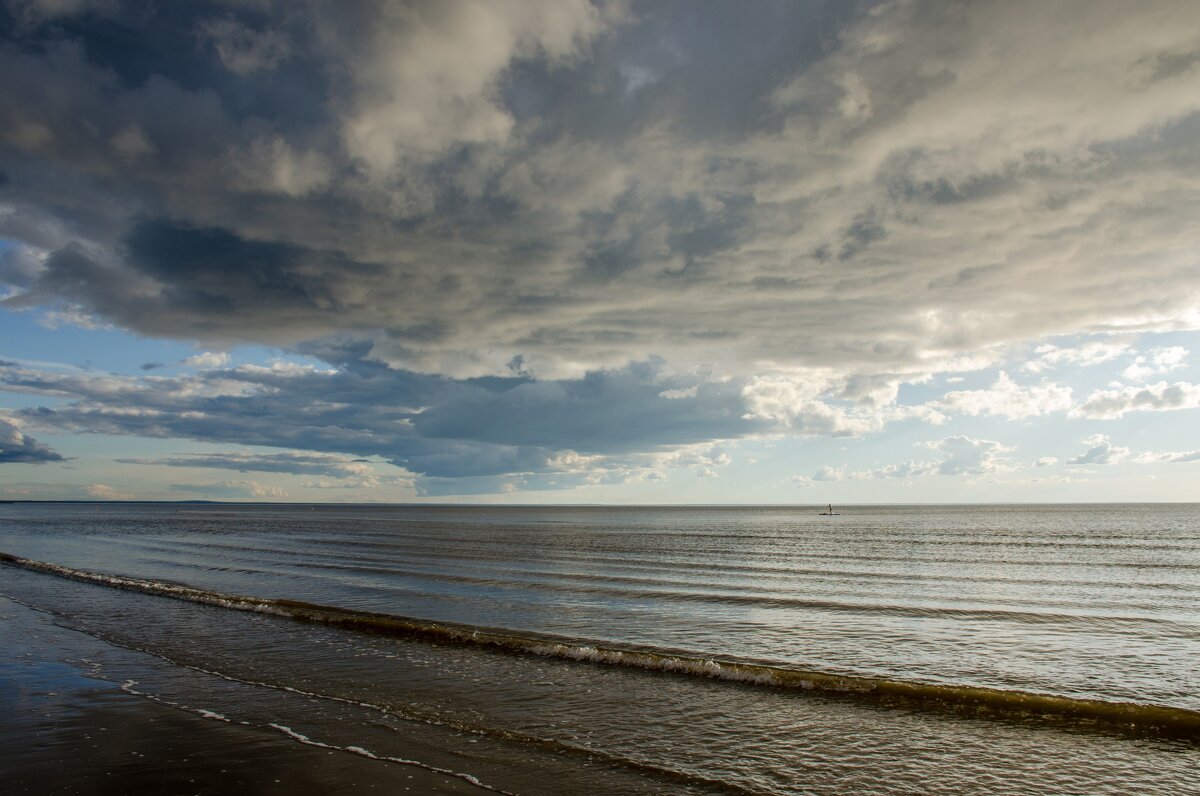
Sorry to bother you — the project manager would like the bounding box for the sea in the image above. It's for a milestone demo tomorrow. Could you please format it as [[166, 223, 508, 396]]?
[[1, 502, 1197, 794]]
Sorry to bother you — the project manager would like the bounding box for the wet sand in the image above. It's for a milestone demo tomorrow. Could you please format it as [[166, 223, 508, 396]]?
[[0, 598, 492, 795]]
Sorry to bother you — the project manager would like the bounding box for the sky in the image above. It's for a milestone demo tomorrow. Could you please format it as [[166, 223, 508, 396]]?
[[1, 0, 1198, 503]]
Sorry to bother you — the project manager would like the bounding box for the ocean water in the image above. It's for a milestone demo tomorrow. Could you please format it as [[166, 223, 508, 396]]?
[[1, 502, 1197, 794]]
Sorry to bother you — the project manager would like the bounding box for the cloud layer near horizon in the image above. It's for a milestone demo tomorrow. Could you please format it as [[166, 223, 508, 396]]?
[[2, 1, 1200, 492], [2, 348, 1196, 491]]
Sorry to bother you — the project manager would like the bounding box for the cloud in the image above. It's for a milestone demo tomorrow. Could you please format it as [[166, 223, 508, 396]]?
[[6, 0, 117, 25], [117, 450, 380, 479], [740, 372, 886, 436], [923, 435, 1013, 476], [37, 304, 110, 329], [182, 351, 230, 369], [170, 480, 289, 499], [301, 474, 414, 490], [811, 464, 845, 481], [0, 417, 64, 463], [809, 436, 1008, 482], [817, 460, 930, 481], [1068, 434, 1129, 465], [1034, 456, 1058, 467], [2, 2, 1200, 491], [336, 0, 607, 172], [1024, 340, 1132, 373], [0, 1, 1198, 386], [1075, 381, 1200, 418], [1121, 346, 1189, 381], [0, 240, 44, 290], [658, 385, 697, 400], [0, 357, 761, 490], [109, 124, 155, 163], [197, 16, 292, 76], [860, 459, 940, 479], [933, 371, 1073, 420], [1133, 449, 1200, 464], [227, 136, 332, 197], [86, 482, 133, 500]]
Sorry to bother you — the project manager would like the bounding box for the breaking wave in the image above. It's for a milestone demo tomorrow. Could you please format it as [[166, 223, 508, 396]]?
[[4, 550, 1198, 739]]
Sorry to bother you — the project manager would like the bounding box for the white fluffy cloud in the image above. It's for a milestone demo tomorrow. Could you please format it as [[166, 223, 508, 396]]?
[[740, 373, 884, 436], [1121, 346, 1190, 381], [182, 351, 231, 370], [1068, 434, 1129, 465], [924, 436, 1013, 476], [1075, 381, 1200, 419], [1133, 449, 1200, 464], [852, 459, 939, 480], [933, 372, 1073, 420], [812, 465, 845, 482], [1024, 340, 1132, 373], [808, 435, 1011, 482]]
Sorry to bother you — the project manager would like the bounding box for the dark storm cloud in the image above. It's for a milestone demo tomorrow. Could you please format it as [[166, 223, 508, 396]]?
[[15, 245, 136, 314], [412, 362, 763, 451], [3, 1, 1197, 378], [0, 240, 42, 286], [0, 356, 788, 485], [3, 0, 1200, 484], [122, 219, 375, 323], [0, 417, 64, 463]]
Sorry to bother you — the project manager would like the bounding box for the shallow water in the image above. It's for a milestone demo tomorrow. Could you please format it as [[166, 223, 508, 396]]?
[[1, 503, 1197, 793]]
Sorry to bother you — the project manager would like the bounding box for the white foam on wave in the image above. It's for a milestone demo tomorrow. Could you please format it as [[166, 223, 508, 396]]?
[[11, 555, 779, 686], [118, 678, 247, 725], [528, 641, 779, 686], [266, 723, 503, 792]]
